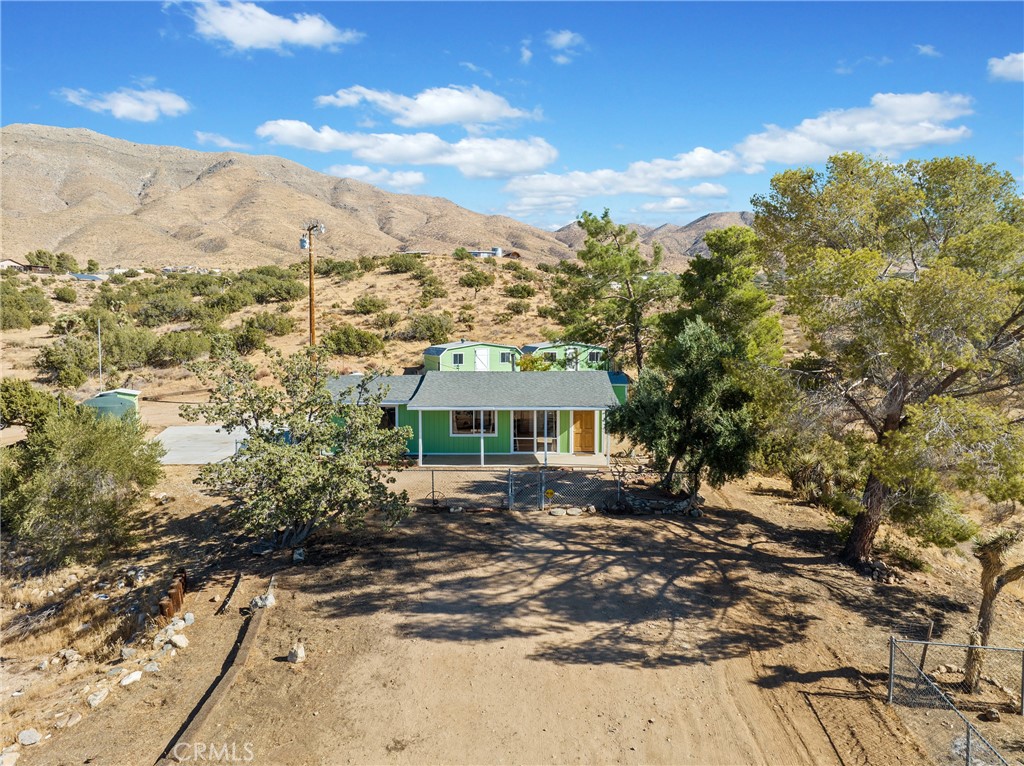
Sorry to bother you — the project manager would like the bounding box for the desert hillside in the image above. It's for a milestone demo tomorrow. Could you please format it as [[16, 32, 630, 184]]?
[[2, 124, 751, 272]]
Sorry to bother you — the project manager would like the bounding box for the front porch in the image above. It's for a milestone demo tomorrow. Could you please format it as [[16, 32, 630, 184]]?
[[413, 452, 610, 468]]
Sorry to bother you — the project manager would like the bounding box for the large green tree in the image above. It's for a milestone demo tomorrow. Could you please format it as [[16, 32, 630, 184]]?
[[663, 226, 783, 365], [3, 407, 164, 564], [607, 318, 757, 497], [551, 210, 678, 371], [182, 341, 412, 547], [753, 153, 1024, 564]]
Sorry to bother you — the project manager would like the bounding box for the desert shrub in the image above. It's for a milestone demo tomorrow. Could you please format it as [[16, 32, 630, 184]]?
[[457, 310, 475, 326], [36, 336, 96, 388], [42, 277, 56, 286], [204, 288, 254, 316], [86, 259, 100, 273], [495, 312, 513, 325], [537, 262, 555, 273], [236, 266, 306, 304], [277, 302, 294, 314], [419, 277, 448, 307], [101, 323, 157, 372], [370, 311, 402, 331], [357, 255, 379, 272], [123, 269, 141, 279], [1, 282, 31, 329], [506, 300, 530, 315], [244, 311, 296, 337], [397, 313, 454, 344], [5, 407, 164, 565], [321, 324, 385, 356], [453, 248, 472, 261], [53, 286, 77, 303], [386, 253, 422, 274], [536, 305, 559, 320], [458, 269, 494, 295], [504, 283, 536, 299], [148, 331, 212, 367], [50, 314, 82, 335], [135, 290, 196, 327], [352, 295, 389, 315], [314, 258, 362, 279], [231, 325, 267, 356], [107, 273, 128, 285]]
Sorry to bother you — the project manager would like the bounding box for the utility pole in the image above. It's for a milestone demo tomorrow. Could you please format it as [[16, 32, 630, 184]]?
[[301, 221, 325, 346], [97, 318, 104, 391]]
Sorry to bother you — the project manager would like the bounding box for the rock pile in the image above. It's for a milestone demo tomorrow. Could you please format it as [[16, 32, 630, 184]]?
[[616, 493, 705, 517]]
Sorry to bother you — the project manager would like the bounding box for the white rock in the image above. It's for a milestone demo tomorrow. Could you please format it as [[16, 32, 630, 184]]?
[[210, 595, 221, 603], [292, 548, 306, 564], [169, 634, 189, 649], [287, 642, 306, 663], [121, 647, 137, 660], [183, 612, 195, 626], [144, 662, 160, 673], [549, 508, 566, 516], [17, 730, 40, 747], [0, 751, 20, 766], [566, 507, 583, 516], [120, 670, 143, 686], [66, 712, 82, 728], [250, 592, 276, 609]]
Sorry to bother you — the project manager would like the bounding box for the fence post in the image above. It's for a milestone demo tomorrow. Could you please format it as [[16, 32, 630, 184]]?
[[539, 471, 545, 511], [888, 636, 896, 704], [507, 469, 513, 511], [965, 723, 972, 766], [919, 619, 934, 672], [431, 470, 435, 502]]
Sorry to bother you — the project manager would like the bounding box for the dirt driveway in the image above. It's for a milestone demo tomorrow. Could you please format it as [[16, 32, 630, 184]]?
[[185, 484, 930, 766]]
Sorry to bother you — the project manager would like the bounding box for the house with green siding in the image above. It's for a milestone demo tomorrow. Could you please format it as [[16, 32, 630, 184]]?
[[328, 371, 621, 466], [422, 340, 521, 372], [520, 341, 609, 371]]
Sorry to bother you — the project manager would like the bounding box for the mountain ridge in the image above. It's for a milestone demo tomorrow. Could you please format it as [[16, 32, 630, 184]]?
[[2, 124, 752, 270]]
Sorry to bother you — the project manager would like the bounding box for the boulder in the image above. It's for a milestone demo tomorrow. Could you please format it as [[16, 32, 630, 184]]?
[[120, 647, 137, 660], [169, 634, 189, 649], [87, 689, 109, 708], [549, 508, 566, 516], [979, 708, 1001, 723], [120, 670, 143, 686], [183, 612, 195, 626], [16, 731, 40, 747], [287, 642, 306, 663]]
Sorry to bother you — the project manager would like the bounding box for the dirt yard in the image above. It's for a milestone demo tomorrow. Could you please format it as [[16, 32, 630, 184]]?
[[13, 472, 1022, 766]]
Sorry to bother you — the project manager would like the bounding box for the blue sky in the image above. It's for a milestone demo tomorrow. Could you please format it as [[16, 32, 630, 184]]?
[[2, 2, 1022, 230]]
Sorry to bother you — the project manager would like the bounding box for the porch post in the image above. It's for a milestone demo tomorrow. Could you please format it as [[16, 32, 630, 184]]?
[[543, 409, 548, 467], [479, 409, 485, 466], [417, 410, 423, 467], [604, 409, 611, 466]]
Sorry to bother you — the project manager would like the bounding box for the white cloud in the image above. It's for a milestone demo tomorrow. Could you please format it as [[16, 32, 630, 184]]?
[[737, 91, 973, 168], [191, 1, 363, 52], [546, 30, 584, 50], [687, 182, 729, 197], [502, 91, 973, 215], [834, 55, 893, 75], [324, 164, 426, 192], [256, 120, 557, 178], [195, 131, 250, 149], [503, 148, 741, 212], [988, 52, 1024, 81], [520, 40, 533, 65], [545, 29, 584, 64], [316, 85, 538, 127], [915, 44, 941, 57], [640, 197, 695, 213], [59, 86, 190, 121], [459, 61, 492, 78]]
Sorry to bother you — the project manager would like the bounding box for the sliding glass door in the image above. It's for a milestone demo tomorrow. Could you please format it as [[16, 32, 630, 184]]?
[[513, 410, 558, 452]]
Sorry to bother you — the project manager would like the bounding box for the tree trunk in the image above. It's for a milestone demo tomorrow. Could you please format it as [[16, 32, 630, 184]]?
[[663, 454, 680, 492], [841, 473, 888, 565]]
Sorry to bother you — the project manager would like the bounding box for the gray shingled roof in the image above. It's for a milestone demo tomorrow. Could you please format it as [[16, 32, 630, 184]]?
[[406, 371, 619, 410], [327, 374, 423, 405]]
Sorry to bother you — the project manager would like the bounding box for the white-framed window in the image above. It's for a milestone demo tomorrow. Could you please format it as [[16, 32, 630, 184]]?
[[451, 353, 465, 366], [543, 352, 557, 362], [588, 351, 603, 363], [450, 410, 497, 436], [500, 352, 513, 364]]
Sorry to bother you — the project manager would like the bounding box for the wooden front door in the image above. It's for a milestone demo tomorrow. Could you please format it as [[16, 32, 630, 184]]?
[[572, 410, 595, 453]]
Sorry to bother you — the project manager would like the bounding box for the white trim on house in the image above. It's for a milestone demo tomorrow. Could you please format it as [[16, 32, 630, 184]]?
[[449, 409, 498, 437]]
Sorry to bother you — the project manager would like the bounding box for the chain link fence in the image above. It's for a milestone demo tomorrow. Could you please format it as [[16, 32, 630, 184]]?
[[888, 637, 1019, 766], [393, 468, 621, 512]]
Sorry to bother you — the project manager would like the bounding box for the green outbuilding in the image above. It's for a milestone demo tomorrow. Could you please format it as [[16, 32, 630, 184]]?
[[422, 340, 522, 372], [520, 341, 609, 371], [80, 388, 141, 419]]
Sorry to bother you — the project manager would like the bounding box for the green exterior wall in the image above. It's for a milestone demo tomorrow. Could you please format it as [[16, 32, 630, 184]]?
[[423, 344, 521, 372], [526, 344, 607, 371], [414, 409, 513, 453], [612, 384, 628, 405]]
